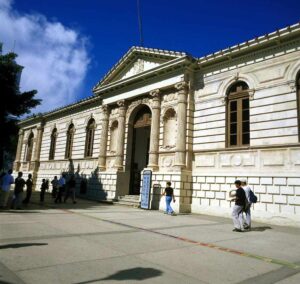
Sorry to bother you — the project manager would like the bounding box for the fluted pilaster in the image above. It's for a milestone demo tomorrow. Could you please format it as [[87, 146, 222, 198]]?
[[98, 105, 110, 170], [174, 81, 188, 168], [148, 89, 161, 170]]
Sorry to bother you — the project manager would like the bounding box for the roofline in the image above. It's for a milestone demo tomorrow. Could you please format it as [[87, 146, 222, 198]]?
[[19, 95, 101, 126], [93, 55, 195, 95], [94, 46, 189, 88], [197, 22, 300, 66]]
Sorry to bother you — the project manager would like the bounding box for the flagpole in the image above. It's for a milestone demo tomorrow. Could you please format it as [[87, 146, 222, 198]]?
[[137, 0, 144, 46]]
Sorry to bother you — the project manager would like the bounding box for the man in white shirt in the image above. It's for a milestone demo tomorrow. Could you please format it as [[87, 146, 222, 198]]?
[[241, 178, 251, 230], [0, 169, 14, 208]]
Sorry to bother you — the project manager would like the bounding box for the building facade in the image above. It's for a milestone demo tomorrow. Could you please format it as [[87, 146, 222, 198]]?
[[15, 23, 300, 226]]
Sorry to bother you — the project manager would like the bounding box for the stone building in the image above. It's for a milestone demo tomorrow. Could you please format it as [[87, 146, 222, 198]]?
[[14, 23, 300, 226]]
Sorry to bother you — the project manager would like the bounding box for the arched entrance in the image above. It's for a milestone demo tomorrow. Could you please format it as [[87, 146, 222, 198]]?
[[129, 105, 151, 195]]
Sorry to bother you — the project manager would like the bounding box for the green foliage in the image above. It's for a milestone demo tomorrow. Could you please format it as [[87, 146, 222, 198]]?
[[0, 50, 41, 170]]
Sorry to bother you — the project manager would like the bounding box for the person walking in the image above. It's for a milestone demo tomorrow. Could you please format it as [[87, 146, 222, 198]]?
[[55, 174, 66, 203], [64, 175, 77, 204], [0, 169, 14, 208], [11, 172, 25, 209], [162, 181, 176, 215], [23, 174, 33, 205], [241, 178, 252, 230], [40, 179, 48, 203], [231, 180, 247, 232], [51, 176, 59, 198]]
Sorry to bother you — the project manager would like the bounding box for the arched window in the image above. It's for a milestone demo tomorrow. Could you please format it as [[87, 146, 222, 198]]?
[[227, 81, 250, 147], [65, 124, 75, 159], [163, 108, 177, 148], [84, 119, 96, 157], [297, 73, 300, 142], [49, 128, 57, 160], [25, 132, 34, 162], [110, 121, 118, 153]]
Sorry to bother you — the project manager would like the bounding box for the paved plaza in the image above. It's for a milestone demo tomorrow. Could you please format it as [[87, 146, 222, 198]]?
[[0, 193, 300, 284]]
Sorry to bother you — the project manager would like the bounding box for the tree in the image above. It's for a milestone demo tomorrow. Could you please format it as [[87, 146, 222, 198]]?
[[0, 47, 41, 170]]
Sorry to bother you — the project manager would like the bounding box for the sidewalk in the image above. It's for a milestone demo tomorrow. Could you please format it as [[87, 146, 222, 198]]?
[[0, 192, 300, 284]]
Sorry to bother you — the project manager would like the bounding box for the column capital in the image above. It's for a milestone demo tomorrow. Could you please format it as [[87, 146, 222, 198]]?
[[117, 100, 126, 108], [175, 81, 189, 92], [149, 89, 160, 98], [18, 129, 24, 135], [101, 104, 110, 114]]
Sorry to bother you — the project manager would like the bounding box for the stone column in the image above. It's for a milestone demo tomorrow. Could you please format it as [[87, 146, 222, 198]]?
[[32, 123, 44, 190], [174, 81, 188, 169], [98, 105, 110, 170], [13, 129, 24, 171], [114, 100, 126, 170], [148, 89, 161, 170], [33, 124, 44, 164]]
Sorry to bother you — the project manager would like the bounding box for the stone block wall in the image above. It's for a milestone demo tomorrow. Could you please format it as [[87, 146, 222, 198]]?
[[190, 174, 300, 226]]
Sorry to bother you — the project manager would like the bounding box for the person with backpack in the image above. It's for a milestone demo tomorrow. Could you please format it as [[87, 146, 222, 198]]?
[[241, 178, 257, 230], [231, 180, 247, 232]]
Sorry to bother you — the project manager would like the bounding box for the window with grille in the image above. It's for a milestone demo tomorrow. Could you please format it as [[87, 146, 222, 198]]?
[[65, 124, 75, 159], [84, 119, 96, 157], [49, 128, 57, 160], [227, 81, 250, 147]]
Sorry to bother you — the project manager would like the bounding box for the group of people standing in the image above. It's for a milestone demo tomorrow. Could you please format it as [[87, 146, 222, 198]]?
[[0, 170, 77, 209], [51, 174, 77, 204]]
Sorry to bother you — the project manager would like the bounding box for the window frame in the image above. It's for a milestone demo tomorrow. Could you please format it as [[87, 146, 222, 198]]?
[[84, 119, 96, 158], [226, 82, 250, 148], [49, 128, 57, 160], [25, 132, 34, 162], [297, 73, 300, 142], [65, 124, 75, 159]]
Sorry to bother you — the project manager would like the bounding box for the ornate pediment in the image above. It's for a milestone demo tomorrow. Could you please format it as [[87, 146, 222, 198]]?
[[94, 46, 188, 88]]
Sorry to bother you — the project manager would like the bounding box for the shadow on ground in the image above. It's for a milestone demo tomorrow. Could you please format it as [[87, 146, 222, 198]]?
[[0, 243, 48, 249], [249, 226, 272, 232], [74, 267, 163, 283]]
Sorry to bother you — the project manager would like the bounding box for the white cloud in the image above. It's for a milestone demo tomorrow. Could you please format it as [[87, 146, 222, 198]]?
[[0, 0, 90, 114]]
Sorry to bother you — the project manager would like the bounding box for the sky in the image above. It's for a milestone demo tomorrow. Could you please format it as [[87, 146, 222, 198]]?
[[1, 0, 299, 114]]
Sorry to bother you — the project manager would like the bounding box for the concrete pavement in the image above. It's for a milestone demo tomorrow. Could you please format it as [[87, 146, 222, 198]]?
[[0, 192, 300, 284]]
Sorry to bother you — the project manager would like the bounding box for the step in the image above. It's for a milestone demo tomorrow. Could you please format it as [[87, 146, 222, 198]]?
[[115, 195, 140, 207]]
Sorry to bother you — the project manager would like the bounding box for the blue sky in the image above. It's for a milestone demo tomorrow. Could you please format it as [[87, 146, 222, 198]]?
[[1, 0, 299, 113]]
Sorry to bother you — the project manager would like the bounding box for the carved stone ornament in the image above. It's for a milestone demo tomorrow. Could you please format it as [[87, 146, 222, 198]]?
[[175, 81, 189, 91], [101, 104, 109, 114], [149, 89, 160, 98], [221, 96, 226, 105], [288, 81, 296, 91], [248, 89, 255, 100], [117, 100, 126, 107]]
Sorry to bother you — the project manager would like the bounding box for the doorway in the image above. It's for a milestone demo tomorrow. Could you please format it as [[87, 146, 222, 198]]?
[[129, 106, 151, 195]]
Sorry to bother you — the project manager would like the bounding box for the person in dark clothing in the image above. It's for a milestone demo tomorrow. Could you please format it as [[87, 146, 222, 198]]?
[[55, 174, 66, 203], [162, 181, 176, 215], [64, 175, 76, 204], [23, 174, 33, 204], [231, 180, 247, 232], [11, 172, 25, 209], [51, 176, 59, 198], [40, 179, 48, 203]]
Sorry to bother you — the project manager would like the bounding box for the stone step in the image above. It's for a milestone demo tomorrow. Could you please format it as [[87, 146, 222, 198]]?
[[115, 195, 140, 207], [120, 195, 140, 200]]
